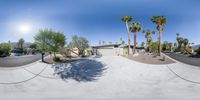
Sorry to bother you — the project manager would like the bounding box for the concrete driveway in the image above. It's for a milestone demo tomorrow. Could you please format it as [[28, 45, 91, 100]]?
[[0, 56, 200, 100]]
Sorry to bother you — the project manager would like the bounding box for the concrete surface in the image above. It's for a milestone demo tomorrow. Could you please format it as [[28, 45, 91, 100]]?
[[0, 56, 200, 100]]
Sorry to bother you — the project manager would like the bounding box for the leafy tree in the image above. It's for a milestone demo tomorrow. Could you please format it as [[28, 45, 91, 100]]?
[[70, 35, 89, 56], [121, 16, 133, 55], [162, 41, 168, 51], [129, 22, 142, 54], [151, 16, 167, 56], [29, 43, 37, 49], [151, 41, 158, 53], [34, 29, 66, 61], [142, 29, 155, 52], [34, 29, 53, 52]]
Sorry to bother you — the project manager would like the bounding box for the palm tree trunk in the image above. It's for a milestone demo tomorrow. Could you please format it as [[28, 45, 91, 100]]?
[[125, 21, 131, 55], [158, 28, 162, 56], [146, 38, 149, 52], [134, 32, 137, 54]]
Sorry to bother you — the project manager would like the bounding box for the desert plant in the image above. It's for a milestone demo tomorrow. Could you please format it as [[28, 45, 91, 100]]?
[[70, 35, 89, 56], [0, 43, 12, 56], [53, 56, 61, 62]]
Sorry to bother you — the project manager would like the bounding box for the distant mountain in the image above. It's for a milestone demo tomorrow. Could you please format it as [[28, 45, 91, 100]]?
[[192, 44, 200, 50]]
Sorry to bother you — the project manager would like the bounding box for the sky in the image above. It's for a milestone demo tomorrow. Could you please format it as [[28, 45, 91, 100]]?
[[0, 0, 199, 46]]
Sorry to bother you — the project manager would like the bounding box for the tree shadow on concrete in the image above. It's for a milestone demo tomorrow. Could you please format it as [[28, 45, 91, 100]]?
[[53, 59, 107, 82]]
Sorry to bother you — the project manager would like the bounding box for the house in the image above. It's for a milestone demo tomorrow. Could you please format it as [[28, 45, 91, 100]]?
[[92, 44, 145, 56], [92, 44, 122, 56], [192, 44, 200, 50]]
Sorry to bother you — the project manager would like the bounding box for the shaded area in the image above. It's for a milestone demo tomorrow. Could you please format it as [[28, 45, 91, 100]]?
[[53, 59, 106, 82], [165, 52, 200, 66], [0, 54, 42, 67]]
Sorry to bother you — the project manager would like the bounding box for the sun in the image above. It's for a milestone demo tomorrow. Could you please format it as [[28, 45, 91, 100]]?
[[18, 23, 31, 34]]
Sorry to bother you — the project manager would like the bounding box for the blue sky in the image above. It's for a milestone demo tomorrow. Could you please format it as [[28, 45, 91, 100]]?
[[0, 0, 200, 46]]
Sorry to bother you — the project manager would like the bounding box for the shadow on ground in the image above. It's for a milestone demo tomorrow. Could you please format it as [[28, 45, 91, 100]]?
[[53, 59, 107, 82]]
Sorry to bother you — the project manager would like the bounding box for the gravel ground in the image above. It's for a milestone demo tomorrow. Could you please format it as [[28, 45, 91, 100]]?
[[125, 53, 175, 64], [0, 56, 200, 100]]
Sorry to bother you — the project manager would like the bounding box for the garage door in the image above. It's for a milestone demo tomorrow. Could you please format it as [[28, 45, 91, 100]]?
[[97, 48, 114, 56]]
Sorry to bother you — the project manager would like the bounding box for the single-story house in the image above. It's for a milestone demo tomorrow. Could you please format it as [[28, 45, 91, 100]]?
[[92, 44, 144, 56]]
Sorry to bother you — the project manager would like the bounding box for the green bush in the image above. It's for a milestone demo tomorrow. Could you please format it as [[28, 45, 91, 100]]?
[[53, 56, 61, 62], [0, 43, 12, 56]]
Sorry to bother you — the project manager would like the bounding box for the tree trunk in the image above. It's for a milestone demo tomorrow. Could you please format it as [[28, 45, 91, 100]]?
[[158, 27, 162, 56], [146, 38, 149, 52], [54, 52, 56, 57], [134, 32, 137, 54], [125, 21, 131, 55]]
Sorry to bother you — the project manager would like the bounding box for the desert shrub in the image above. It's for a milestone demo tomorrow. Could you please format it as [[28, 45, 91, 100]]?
[[0, 43, 12, 56], [53, 56, 61, 62]]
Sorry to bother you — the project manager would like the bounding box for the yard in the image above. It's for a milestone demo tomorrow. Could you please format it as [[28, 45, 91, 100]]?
[[0, 56, 200, 100]]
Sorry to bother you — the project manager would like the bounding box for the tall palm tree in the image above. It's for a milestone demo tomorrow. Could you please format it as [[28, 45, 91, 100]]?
[[18, 38, 25, 49], [121, 16, 133, 55], [142, 29, 155, 52], [129, 22, 142, 54], [151, 16, 167, 56]]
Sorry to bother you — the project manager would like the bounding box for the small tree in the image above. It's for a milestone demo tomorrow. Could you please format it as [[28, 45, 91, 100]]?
[[70, 35, 89, 56], [49, 32, 66, 57]]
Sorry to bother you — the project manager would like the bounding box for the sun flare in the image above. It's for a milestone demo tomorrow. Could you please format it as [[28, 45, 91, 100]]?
[[18, 23, 31, 34]]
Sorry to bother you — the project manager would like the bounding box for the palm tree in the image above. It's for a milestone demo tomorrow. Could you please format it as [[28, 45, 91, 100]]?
[[176, 33, 180, 38], [121, 16, 133, 55], [18, 38, 25, 49], [177, 37, 184, 48], [142, 29, 155, 52], [183, 38, 189, 48], [151, 16, 167, 56], [129, 22, 142, 54]]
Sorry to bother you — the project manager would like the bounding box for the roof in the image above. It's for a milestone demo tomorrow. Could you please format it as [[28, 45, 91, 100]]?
[[92, 44, 121, 48]]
